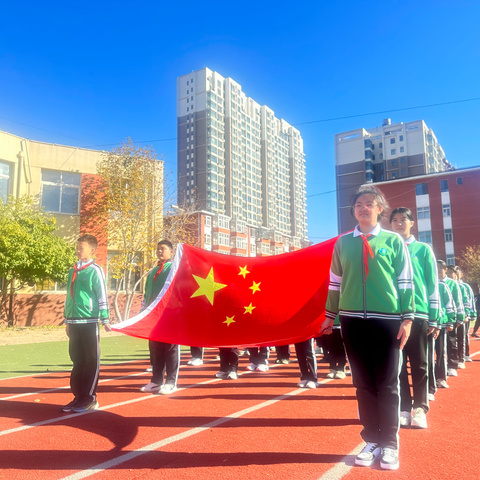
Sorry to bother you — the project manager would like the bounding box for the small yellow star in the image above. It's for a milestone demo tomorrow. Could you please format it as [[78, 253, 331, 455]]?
[[249, 281, 261, 294], [191, 267, 227, 306], [224, 316, 236, 326], [244, 303, 256, 314], [239, 265, 250, 279]]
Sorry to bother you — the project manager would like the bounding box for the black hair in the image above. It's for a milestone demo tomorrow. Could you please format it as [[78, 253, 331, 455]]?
[[158, 239, 173, 250], [351, 185, 389, 221], [389, 207, 414, 224], [77, 234, 98, 249]]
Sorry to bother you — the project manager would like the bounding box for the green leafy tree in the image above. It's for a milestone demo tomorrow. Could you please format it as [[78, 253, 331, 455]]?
[[0, 196, 76, 326], [94, 140, 197, 322]]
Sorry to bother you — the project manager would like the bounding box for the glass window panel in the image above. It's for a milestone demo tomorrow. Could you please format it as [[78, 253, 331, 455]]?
[[42, 171, 61, 183], [41, 185, 61, 212], [62, 172, 81, 186], [61, 186, 79, 214]]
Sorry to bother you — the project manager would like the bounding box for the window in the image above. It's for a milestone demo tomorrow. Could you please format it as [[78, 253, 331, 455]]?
[[399, 135, 404, 141], [0, 161, 11, 203], [400, 146, 404, 153], [418, 231, 432, 244], [401, 169, 406, 175], [391, 149, 396, 155], [390, 138, 395, 144], [392, 159, 398, 167], [379, 142, 383, 148], [401, 157, 406, 164], [41, 171, 81, 214], [441, 179, 449, 192], [415, 183, 428, 195], [379, 153, 383, 160], [457, 177, 463, 185], [392, 171, 399, 179], [446, 254, 455, 265], [442, 204, 451, 216], [35, 278, 67, 292], [444, 229, 453, 242], [417, 207, 430, 219], [204, 233, 211, 245], [205, 216, 211, 227]]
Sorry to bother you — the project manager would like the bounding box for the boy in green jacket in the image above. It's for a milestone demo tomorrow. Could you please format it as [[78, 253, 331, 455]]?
[[140, 240, 179, 395], [62, 234, 111, 413]]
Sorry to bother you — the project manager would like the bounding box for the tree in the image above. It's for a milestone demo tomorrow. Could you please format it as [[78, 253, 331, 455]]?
[[94, 140, 197, 322], [0, 196, 76, 326], [458, 245, 480, 292]]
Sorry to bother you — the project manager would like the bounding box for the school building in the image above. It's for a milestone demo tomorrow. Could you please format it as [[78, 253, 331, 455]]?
[[373, 166, 480, 265], [0, 129, 159, 326]]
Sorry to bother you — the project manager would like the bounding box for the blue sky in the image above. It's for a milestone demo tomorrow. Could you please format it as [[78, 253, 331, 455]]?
[[1, 1, 479, 242]]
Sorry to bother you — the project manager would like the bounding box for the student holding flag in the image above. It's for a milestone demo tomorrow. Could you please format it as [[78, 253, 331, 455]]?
[[321, 185, 414, 471], [140, 240, 180, 395]]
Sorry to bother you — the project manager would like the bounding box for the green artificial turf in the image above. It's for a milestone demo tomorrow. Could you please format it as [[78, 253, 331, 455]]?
[[0, 334, 150, 380]]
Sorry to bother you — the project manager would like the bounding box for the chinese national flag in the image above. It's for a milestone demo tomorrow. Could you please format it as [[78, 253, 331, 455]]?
[[112, 237, 337, 347]]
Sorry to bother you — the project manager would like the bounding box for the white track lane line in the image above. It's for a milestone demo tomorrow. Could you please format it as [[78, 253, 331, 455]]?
[[59, 381, 334, 480]]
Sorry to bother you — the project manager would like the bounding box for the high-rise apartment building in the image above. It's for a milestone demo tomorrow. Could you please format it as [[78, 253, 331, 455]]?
[[177, 68, 307, 254], [335, 119, 453, 232]]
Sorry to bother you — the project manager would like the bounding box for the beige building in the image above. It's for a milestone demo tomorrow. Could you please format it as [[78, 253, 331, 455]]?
[[1, 129, 161, 324]]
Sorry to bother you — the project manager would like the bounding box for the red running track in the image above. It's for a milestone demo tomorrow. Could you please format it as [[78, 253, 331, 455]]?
[[1, 337, 480, 479]]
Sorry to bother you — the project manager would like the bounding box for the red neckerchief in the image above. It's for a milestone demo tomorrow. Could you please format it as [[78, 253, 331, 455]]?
[[360, 234, 374, 284], [153, 260, 167, 283], [70, 261, 92, 302]]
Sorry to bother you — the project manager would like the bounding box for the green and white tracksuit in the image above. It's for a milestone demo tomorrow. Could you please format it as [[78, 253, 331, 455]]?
[[325, 224, 414, 450], [400, 236, 439, 413], [143, 259, 179, 387], [443, 276, 464, 370], [436, 280, 455, 382], [64, 259, 109, 404]]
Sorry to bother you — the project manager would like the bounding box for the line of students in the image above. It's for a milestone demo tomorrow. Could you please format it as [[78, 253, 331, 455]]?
[[320, 185, 477, 472], [62, 206, 476, 474]]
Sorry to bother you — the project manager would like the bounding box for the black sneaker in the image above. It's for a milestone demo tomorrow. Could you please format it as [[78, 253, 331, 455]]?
[[61, 398, 79, 413], [72, 400, 99, 413]]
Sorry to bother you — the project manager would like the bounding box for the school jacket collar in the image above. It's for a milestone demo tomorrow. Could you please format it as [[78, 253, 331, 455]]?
[[353, 223, 381, 237]]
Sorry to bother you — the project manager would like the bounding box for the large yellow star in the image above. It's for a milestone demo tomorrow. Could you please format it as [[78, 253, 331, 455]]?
[[190, 267, 227, 306], [224, 315, 235, 326], [249, 281, 261, 294], [244, 303, 256, 314], [239, 265, 250, 279]]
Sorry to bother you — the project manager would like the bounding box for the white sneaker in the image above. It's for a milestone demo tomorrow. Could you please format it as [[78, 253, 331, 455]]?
[[447, 368, 458, 376], [428, 393, 435, 401], [145, 366, 153, 372], [215, 371, 228, 379], [297, 380, 308, 388], [437, 379, 449, 388], [140, 382, 161, 393], [246, 363, 257, 371], [400, 411, 411, 427], [187, 358, 203, 366], [465, 356, 473, 362], [256, 364, 269, 372], [305, 381, 317, 389], [355, 442, 381, 467], [380, 447, 399, 470], [411, 407, 427, 429], [227, 371, 238, 380], [458, 362, 466, 369], [326, 370, 336, 379], [158, 384, 177, 395], [335, 370, 346, 379]]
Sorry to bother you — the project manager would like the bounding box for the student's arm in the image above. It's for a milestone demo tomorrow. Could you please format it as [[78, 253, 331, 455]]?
[[92, 266, 110, 325], [394, 238, 414, 349], [424, 245, 440, 330], [321, 241, 342, 335]]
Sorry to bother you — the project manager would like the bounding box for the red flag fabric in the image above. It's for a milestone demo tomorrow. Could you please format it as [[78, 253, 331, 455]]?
[[112, 237, 337, 348]]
